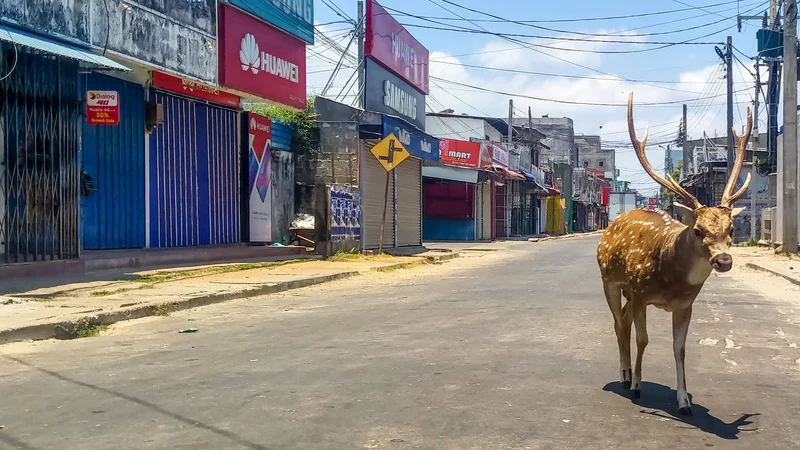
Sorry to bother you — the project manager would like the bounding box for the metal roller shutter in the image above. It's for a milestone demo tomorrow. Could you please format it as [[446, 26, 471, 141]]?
[[396, 158, 422, 246], [363, 140, 395, 249]]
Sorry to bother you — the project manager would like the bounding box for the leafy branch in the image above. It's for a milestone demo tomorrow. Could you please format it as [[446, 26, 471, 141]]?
[[247, 96, 317, 155]]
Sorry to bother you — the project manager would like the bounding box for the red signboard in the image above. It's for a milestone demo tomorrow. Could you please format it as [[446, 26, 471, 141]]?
[[365, 0, 429, 95], [218, 4, 307, 109], [86, 91, 120, 125], [601, 187, 611, 206], [648, 197, 658, 210], [152, 71, 240, 109], [439, 139, 481, 169]]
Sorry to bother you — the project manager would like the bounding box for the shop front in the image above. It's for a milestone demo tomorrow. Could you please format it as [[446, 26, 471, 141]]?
[[216, 2, 308, 244], [148, 71, 243, 248], [422, 139, 481, 241], [360, 115, 439, 249], [0, 28, 130, 263]]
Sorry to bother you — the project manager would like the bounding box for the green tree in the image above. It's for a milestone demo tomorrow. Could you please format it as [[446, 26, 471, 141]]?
[[247, 96, 316, 155]]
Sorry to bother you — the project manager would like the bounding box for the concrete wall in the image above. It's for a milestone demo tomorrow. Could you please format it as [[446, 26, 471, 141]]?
[[296, 121, 359, 186], [515, 117, 576, 167], [3, 0, 91, 43], [425, 115, 505, 142], [271, 150, 294, 244], [91, 0, 217, 83], [8, 0, 217, 83]]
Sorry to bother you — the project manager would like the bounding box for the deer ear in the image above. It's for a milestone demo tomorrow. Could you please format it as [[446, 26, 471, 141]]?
[[731, 207, 746, 218], [673, 202, 695, 213]]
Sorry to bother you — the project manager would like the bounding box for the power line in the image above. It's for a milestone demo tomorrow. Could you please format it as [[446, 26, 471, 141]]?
[[422, 0, 765, 39], [430, 75, 751, 107]]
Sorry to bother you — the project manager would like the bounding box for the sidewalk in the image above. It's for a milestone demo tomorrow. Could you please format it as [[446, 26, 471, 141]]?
[[733, 246, 800, 286], [0, 251, 459, 344]]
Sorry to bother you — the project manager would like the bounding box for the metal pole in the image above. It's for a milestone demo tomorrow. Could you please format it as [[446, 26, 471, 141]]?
[[378, 170, 390, 254], [726, 36, 735, 177], [752, 64, 761, 242], [357, 0, 365, 109], [782, 0, 799, 253], [682, 103, 688, 177], [507, 99, 514, 145]]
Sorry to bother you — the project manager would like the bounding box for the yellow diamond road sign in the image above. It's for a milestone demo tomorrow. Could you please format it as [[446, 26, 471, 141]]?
[[370, 133, 409, 172]]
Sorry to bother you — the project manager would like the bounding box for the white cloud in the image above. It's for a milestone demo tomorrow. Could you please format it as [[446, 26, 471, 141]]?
[[306, 30, 762, 196]]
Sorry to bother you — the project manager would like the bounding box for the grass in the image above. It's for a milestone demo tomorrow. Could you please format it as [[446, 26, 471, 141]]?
[[133, 259, 305, 284], [75, 324, 108, 338], [91, 288, 131, 297], [328, 249, 395, 262], [153, 305, 174, 317]]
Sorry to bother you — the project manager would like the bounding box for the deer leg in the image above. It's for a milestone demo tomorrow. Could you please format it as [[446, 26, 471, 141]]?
[[672, 306, 693, 415], [603, 282, 632, 389], [631, 300, 648, 399]]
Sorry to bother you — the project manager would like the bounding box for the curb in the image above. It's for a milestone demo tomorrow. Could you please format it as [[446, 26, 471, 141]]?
[[528, 231, 603, 243], [0, 271, 362, 345], [744, 262, 800, 287], [0, 255, 461, 345]]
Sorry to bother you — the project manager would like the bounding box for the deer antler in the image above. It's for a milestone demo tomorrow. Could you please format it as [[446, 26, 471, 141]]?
[[628, 92, 703, 209], [720, 107, 753, 208]]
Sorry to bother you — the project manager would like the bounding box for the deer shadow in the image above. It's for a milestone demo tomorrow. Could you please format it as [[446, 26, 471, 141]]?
[[603, 381, 759, 440]]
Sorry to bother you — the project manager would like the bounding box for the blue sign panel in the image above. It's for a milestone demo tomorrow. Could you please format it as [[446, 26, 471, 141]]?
[[382, 115, 440, 163], [227, 0, 314, 44]]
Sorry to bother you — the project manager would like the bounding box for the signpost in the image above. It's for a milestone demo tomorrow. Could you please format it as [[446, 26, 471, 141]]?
[[370, 133, 409, 253], [85, 91, 120, 125]]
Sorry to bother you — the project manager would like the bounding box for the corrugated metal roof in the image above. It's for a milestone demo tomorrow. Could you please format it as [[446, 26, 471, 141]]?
[[0, 26, 130, 71]]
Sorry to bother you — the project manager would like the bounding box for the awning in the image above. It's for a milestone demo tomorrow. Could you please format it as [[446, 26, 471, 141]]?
[[0, 27, 130, 71], [537, 184, 562, 197], [422, 166, 479, 184], [520, 170, 548, 191], [491, 165, 524, 180]]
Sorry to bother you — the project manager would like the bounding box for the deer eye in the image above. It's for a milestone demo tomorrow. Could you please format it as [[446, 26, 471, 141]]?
[[694, 228, 705, 238]]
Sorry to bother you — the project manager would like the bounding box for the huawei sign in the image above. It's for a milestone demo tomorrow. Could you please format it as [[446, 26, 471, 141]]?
[[239, 33, 299, 83]]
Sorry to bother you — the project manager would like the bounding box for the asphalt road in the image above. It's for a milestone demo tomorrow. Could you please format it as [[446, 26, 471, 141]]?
[[2, 236, 800, 450]]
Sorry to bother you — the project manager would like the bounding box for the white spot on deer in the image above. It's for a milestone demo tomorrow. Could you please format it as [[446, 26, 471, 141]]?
[[699, 338, 719, 346], [777, 329, 786, 337], [724, 338, 740, 349]]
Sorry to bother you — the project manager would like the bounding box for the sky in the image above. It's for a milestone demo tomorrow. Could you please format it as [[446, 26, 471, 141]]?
[[307, 0, 774, 195]]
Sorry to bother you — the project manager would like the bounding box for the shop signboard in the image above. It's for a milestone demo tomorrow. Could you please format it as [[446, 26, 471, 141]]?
[[439, 139, 480, 169], [365, 58, 426, 131], [365, 0, 429, 94], [247, 113, 273, 242], [381, 114, 439, 162], [218, 4, 307, 109]]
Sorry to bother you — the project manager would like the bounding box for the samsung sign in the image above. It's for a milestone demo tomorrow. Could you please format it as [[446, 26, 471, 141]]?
[[365, 58, 426, 130]]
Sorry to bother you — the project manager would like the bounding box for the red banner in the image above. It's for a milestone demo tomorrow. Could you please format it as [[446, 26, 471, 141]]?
[[439, 139, 480, 169], [218, 4, 307, 109], [152, 71, 240, 108], [365, 0, 429, 95], [86, 90, 120, 125]]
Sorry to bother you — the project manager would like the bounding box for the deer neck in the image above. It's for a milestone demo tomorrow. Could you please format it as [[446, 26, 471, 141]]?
[[667, 226, 712, 286]]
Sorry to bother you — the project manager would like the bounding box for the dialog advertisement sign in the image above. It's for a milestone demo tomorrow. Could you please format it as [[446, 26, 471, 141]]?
[[86, 91, 119, 125]]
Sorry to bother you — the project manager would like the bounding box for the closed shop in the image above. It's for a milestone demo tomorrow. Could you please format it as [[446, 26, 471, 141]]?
[[80, 74, 146, 250], [0, 32, 128, 264], [396, 158, 422, 246], [148, 89, 241, 248], [421, 164, 479, 242], [362, 140, 395, 249], [475, 181, 493, 240]]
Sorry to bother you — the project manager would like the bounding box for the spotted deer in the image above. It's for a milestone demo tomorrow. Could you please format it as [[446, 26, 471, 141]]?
[[597, 93, 751, 415]]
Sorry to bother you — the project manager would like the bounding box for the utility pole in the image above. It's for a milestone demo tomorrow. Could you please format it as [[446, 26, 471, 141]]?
[[681, 103, 688, 178], [356, 0, 365, 109], [726, 36, 735, 177], [782, 0, 798, 253], [752, 66, 761, 242], [507, 99, 514, 145]]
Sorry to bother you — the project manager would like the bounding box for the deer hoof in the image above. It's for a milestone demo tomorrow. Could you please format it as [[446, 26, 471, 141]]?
[[631, 389, 641, 399], [679, 406, 693, 416], [621, 380, 631, 390]]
